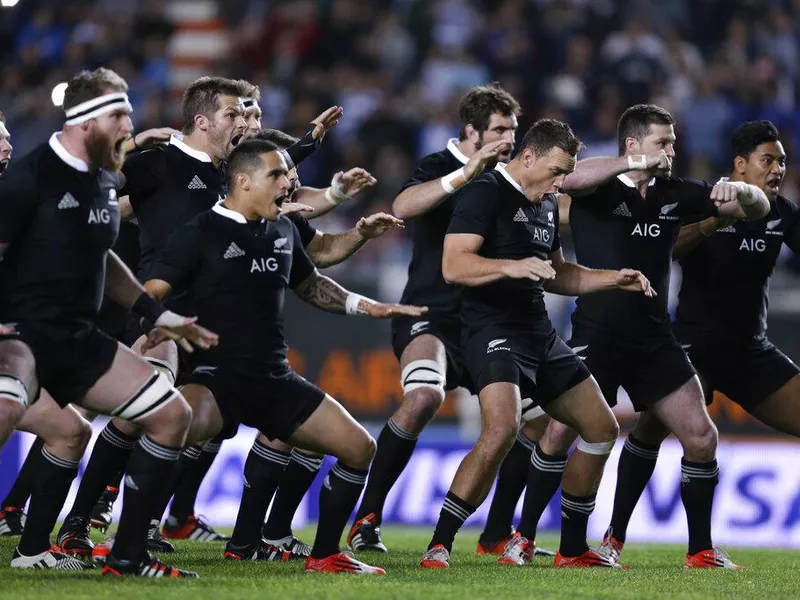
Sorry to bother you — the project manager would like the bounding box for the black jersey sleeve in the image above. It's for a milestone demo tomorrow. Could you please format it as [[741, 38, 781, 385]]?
[[289, 222, 317, 287], [400, 152, 453, 192], [551, 199, 562, 254], [783, 200, 800, 254], [447, 178, 500, 238], [284, 124, 320, 169], [288, 213, 318, 247], [148, 221, 203, 292], [0, 161, 39, 245], [675, 177, 718, 221], [120, 148, 166, 198]]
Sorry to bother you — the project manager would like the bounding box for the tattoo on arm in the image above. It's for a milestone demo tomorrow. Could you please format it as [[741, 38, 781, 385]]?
[[292, 270, 349, 314]]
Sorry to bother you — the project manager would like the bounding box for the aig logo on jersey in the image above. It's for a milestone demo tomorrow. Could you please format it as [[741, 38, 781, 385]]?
[[88, 208, 111, 224], [632, 223, 661, 237]]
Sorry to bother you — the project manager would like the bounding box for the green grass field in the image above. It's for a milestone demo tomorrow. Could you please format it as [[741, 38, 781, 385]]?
[[0, 526, 797, 600]]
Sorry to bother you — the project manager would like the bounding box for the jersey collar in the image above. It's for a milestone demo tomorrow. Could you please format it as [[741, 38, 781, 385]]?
[[617, 173, 656, 187], [494, 163, 524, 194], [212, 200, 247, 223], [48, 132, 89, 172], [170, 134, 213, 163], [446, 138, 469, 165]]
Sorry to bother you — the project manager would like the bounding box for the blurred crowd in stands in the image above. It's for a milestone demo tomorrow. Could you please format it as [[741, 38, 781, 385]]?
[[2, 0, 800, 285]]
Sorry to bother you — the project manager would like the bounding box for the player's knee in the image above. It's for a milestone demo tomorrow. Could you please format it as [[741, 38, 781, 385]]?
[[346, 432, 376, 470], [480, 419, 518, 455], [685, 421, 718, 460], [0, 396, 26, 430], [539, 420, 578, 455], [403, 387, 445, 425], [60, 412, 92, 455]]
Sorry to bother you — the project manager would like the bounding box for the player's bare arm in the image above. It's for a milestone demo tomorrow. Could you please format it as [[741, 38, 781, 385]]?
[[712, 180, 770, 220], [544, 247, 656, 297], [306, 212, 403, 268], [673, 216, 735, 260], [393, 140, 511, 219], [123, 127, 180, 154], [292, 269, 425, 318], [442, 232, 554, 286], [562, 151, 671, 197], [292, 167, 377, 219]]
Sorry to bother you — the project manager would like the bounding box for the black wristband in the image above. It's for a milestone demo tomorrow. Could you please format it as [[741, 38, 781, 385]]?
[[284, 124, 320, 168], [132, 292, 165, 324]]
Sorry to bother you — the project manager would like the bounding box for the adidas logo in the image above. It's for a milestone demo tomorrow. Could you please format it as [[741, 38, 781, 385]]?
[[612, 202, 631, 217], [57, 193, 79, 209], [188, 175, 207, 189], [223, 242, 245, 259], [513, 208, 529, 222], [124, 474, 139, 491]]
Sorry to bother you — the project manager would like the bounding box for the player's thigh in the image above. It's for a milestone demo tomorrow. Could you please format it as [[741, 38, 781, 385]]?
[[543, 375, 618, 442], [179, 383, 225, 444], [477, 381, 522, 442], [78, 343, 187, 428], [649, 376, 716, 449], [749, 374, 800, 436], [0, 338, 38, 395], [287, 395, 374, 467], [398, 333, 448, 401], [630, 410, 671, 445], [17, 390, 90, 449]]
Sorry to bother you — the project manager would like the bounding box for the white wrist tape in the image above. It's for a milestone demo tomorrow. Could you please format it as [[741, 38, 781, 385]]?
[[324, 187, 344, 206], [154, 310, 187, 328], [345, 293, 369, 315], [627, 155, 648, 170], [440, 167, 466, 194], [576, 438, 616, 455]]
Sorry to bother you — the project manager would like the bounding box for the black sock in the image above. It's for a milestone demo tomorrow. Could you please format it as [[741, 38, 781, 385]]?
[[516, 443, 567, 541], [168, 440, 221, 523], [355, 418, 417, 523], [558, 492, 595, 557], [150, 444, 204, 523], [608, 435, 660, 543], [481, 433, 534, 543], [428, 491, 476, 553], [18, 449, 79, 556], [311, 462, 368, 558], [110, 436, 181, 562], [263, 449, 323, 540], [2, 437, 44, 509], [227, 440, 290, 550], [67, 421, 137, 520], [681, 458, 718, 555]]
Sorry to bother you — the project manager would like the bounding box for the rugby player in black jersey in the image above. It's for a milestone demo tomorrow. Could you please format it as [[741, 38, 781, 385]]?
[[142, 139, 423, 574], [594, 119, 800, 566], [0, 68, 218, 577], [347, 83, 525, 553], [505, 104, 769, 570], [419, 119, 655, 569]]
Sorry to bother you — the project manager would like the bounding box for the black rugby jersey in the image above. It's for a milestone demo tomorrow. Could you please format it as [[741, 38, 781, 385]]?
[[570, 175, 717, 340], [149, 203, 316, 366], [121, 135, 224, 281], [676, 195, 800, 341], [97, 220, 140, 335], [447, 165, 560, 331], [398, 139, 470, 315], [0, 133, 121, 330]]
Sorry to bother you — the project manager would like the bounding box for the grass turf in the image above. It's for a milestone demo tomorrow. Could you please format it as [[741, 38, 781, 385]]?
[[0, 526, 796, 600]]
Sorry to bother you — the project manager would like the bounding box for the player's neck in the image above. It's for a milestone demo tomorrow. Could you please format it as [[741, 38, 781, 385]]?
[[222, 196, 259, 221], [623, 168, 654, 197], [58, 130, 94, 170], [456, 139, 477, 159], [182, 132, 221, 167]]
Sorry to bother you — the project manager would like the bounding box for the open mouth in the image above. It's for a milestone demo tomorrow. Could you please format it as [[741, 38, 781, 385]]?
[[113, 138, 125, 155], [275, 194, 286, 211], [766, 178, 781, 192], [0, 159, 7, 175], [231, 134, 244, 147]]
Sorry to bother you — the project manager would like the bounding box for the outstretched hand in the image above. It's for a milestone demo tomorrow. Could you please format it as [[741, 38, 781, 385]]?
[[311, 106, 344, 141], [616, 268, 656, 297], [356, 212, 403, 239], [140, 314, 219, 354], [363, 302, 427, 319]]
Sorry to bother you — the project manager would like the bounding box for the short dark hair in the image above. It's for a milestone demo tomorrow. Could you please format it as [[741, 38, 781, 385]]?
[[519, 118, 582, 157], [458, 83, 521, 141], [62, 68, 128, 112], [617, 104, 675, 154], [250, 128, 299, 150], [731, 120, 780, 161], [181, 76, 252, 134], [226, 139, 279, 190]]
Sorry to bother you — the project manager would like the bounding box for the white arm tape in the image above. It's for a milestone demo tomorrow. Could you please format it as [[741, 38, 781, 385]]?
[[0, 375, 29, 408], [401, 359, 446, 395], [521, 401, 546, 423], [345, 293, 370, 315], [154, 310, 187, 328], [576, 438, 616, 455], [627, 155, 648, 170], [440, 167, 466, 194], [325, 172, 351, 206], [737, 183, 757, 206]]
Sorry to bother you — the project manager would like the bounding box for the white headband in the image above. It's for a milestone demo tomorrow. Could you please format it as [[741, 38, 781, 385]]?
[[0, 121, 8, 138], [64, 92, 132, 125]]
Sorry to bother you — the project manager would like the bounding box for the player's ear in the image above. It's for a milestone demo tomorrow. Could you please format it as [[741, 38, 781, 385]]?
[[464, 123, 479, 145], [733, 155, 747, 176], [625, 136, 640, 155], [236, 171, 250, 191], [523, 147, 536, 167], [195, 114, 209, 133]]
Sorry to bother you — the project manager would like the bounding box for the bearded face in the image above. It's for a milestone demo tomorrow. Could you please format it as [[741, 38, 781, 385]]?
[[86, 124, 126, 171]]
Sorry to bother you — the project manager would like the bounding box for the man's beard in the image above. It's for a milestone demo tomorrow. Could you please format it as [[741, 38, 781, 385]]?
[[86, 128, 125, 171]]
